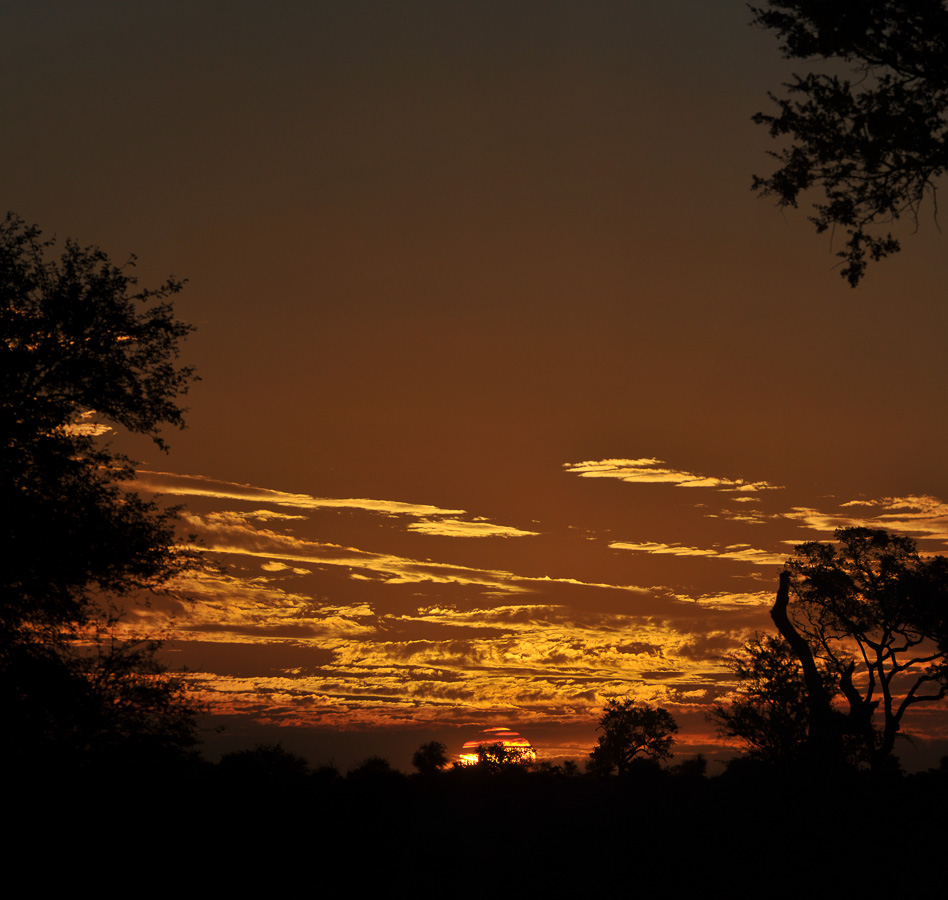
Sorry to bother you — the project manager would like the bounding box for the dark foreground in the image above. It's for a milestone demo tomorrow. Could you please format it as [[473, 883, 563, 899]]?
[[10, 755, 947, 893]]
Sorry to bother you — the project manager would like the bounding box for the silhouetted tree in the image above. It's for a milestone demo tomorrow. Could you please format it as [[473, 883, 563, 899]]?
[[670, 754, 708, 779], [347, 755, 402, 781], [218, 743, 311, 782], [412, 740, 448, 775], [589, 700, 678, 775], [770, 528, 948, 770], [0, 212, 201, 769], [709, 634, 839, 765], [750, 1, 948, 285], [474, 742, 533, 774]]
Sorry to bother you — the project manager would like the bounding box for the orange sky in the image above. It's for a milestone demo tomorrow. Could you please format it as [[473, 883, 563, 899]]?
[[5, 1, 948, 770]]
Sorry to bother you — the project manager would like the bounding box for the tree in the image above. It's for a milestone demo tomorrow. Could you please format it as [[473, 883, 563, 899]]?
[[709, 634, 838, 765], [750, 1, 948, 285], [218, 744, 311, 782], [770, 527, 948, 770], [411, 740, 449, 775], [347, 756, 402, 781], [0, 212, 201, 769], [589, 700, 678, 775], [473, 742, 534, 774]]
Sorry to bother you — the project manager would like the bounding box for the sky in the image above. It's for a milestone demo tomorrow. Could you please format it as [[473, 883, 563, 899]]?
[[5, 0, 948, 771]]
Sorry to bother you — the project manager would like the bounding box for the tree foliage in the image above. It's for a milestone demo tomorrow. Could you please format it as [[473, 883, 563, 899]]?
[[589, 700, 678, 775], [347, 755, 401, 781], [709, 634, 838, 765], [218, 744, 312, 782], [474, 742, 533, 774], [763, 527, 948, 770], [412, 740, 449, 775], [0, 212, 201, 768], [750, 0, 948, 285]]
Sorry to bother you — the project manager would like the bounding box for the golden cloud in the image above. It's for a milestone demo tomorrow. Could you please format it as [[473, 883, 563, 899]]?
[[132, 470, 467, 517], [786, 495, 948, 541], [609, 540, 784, 565], [183, 511, 653, 598], [134, 470, 538, 540], [563, 458, 782, 493], [407, 518, 539, 538]]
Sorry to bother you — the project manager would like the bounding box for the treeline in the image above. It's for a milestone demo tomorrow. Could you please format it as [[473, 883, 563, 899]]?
[[20, 740, 947, 890]]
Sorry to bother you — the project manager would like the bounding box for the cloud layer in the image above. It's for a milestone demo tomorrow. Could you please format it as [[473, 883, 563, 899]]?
[[564, 458, 782, 493], [128, 457, 948, 758]]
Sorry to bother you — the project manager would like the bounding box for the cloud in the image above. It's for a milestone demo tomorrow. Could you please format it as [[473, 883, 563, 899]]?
[[260, 561, 311, 574], [185, 613, 726, 725], [159, 564, 748, 733], [131, 464, 798, 734], [784, 495, 948, 541], [563, 458, 781, 492], [609, 540, 785, 565], [707, 509, 772, 525], [132, 470, 467, 518], [149, 570, 381, 642], [407, 518, 539, 538], [183, 512, 647, 597], [204, 510, 307, 524], [133, 470, 537, 539], [677, 633, 744, 661], [676, 590, 775, 608], [62, 411, 113, 437], [63, 422, 112, 437]]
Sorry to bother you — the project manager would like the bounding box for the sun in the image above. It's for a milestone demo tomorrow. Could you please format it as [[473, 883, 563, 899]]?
[[458, 726, 537, 766]]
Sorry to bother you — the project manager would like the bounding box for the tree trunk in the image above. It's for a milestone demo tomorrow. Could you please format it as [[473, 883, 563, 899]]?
[[770, 571, 841, 766]]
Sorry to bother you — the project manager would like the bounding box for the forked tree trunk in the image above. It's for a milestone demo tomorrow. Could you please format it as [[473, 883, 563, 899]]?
[[770, 571, 841, 766]]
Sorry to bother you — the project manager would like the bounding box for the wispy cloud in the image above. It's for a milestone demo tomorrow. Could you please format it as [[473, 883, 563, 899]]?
[[138, 463, 842, 736], [674, 590, 776, 608], [706, 509, 772, 525], [134, 470, 466, 517], [171, 586, 735, 729], [563, 458, 781, 492], [609, 541, 784, 565], [62, 411, 112, 437], [784, 495, 948, 541], [407, 518, 539, 538], [134, 470, 539, 539], [183, 512, 646, 596]]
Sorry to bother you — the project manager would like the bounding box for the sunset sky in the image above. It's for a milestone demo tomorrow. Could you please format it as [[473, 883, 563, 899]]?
[[5, 1, 948, 770]]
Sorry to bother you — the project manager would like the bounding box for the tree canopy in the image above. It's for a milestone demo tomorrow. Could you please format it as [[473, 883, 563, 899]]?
[[472, 742, 534, 774], [750, 0, 948, 285], [709, 634, 837, 765], [1, 212, 201, 770], [589, 700, 678, 775], [412, 740, 449, 775], [763, 527, 948, 770]]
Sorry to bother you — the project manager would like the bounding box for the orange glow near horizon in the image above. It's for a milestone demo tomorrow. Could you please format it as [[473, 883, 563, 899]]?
[[458, 727, 538, 766]]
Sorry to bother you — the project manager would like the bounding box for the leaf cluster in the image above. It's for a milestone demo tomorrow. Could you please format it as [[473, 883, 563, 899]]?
[[750, 0, 948, 285], [726, 527, 948, 772], [786, 529, 948, 715], [474, 742, 533, 773], [412, 740, 449, 775], [709, 634, 837, 764], [787, 529, 948, 660], [1, 213, 202, 768], [590, 700, 678, 776], [1, 213, 201, 634]]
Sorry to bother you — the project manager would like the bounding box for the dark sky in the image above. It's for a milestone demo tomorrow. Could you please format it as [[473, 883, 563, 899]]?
[[5, 0, 947, 770]]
